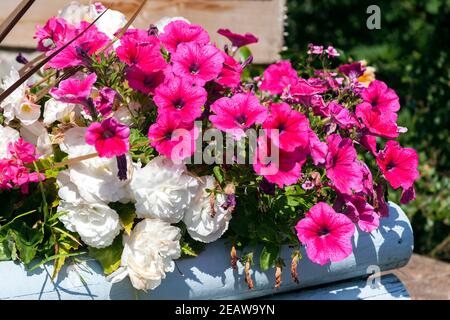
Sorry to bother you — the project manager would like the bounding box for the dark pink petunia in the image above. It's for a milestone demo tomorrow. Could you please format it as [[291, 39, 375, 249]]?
[[217, 28, 258, 48], [209, 93, 267, 139], [94, 87, 116, 116], [253, 136, 306, 188], [260, 60, 298, 95], [160, 20, 210, 54], [376, 140, 419, 190], [216, 52, 243, 88], [400, 186, 416, 204], [49, 72, 97, 104], [338, 62, 366, 78], [125, 66, 165, 95], [148, 113, 199, 161], [262, 102, 310, 152], [85, 117, 130, 158], [356, 102, 399, 138], [154, 77, 207, 123], [374, 183, 389, 217], [360, 161, 374, 197], [328, 101, 359, 130], [359, 134, 378, 155], [171, 42, 225, 86], [307, 129, 328, 165], [295, 202, 355, 266], [325, 134, 363, 195], [342, 195, 379, 233], [116, 31, 166, 74], [361, 80, 400, 114], [46, 21, 110, 70], [34, 17, 74, 52]]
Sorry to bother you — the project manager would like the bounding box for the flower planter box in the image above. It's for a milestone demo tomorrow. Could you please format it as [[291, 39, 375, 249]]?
[[0, 202, 413, 300]]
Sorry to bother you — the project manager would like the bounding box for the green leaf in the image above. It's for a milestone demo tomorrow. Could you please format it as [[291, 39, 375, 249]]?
[[10, 223, 44, 265], [181, 242, 198, 257], [0, 233, 16, 261], [89, 235, 123, 275], [238, 46, 252, 61], [109, 202, 136, 235], [260, 244, 279, 271], [213, 166, 224, 185]]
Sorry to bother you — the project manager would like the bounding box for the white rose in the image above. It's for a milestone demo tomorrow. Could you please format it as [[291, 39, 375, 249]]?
[[183, 176, 232, 243], [56, 170, 100, 204], [0, 125, 19, 158], [129, 156, 198, 223], [107, 219, 181, 291], [57, 200, 121, 248], [0, 67, 26, 124], [43, 98, 78, 126]]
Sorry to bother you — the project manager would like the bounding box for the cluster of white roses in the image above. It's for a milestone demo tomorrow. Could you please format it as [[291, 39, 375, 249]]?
[[56, 127, 233, 291]]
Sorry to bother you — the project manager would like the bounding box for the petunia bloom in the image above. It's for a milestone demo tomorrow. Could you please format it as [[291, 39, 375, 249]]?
[[262, 102, 310, 152], [46, 21, 110, 70], [253, 136, 306, 188], [217, 28, 258, 48], [154, 77, 207, 123], [209, 93, 267, 139], [148, 113, 199, 161], [171, 42, 225, 86], [325, 134, 363, 195], [85, 117, 130, 158], [361, 80, 400, 114], [34, 17, 74, 52], [342, 195, 379, 233], [94, 87, 117, 116], [50, 72, 97, 105], [125, 66, 165, 95], [328, 101, 359, 130], [356, 102, 399, 139], [376, 140, 419, 191], [216, 52, 243, 88], [295, 202, 355, 266], [160, 20, 210, 54], [260, 60, 298, 95]]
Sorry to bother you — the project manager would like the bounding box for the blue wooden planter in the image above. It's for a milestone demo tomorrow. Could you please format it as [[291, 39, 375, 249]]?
[[0, 202, 413, 300]]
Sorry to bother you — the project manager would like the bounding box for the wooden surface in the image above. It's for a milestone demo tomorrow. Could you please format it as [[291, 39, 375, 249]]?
[[0, 202, 413, 300], [0, 0, 286, 63]]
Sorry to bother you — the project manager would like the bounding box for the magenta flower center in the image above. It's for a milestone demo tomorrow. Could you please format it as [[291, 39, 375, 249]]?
[[189, 62, 201, 74], [386, 161, 396, 171], [235, 114, 247, 125], [318, 227, 330, 237], [102, 129, 115, 139], [173, 98, 185, 109]]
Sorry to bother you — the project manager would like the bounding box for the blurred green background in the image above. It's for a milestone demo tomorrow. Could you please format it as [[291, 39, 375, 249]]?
[[285, 0, 450, 260]]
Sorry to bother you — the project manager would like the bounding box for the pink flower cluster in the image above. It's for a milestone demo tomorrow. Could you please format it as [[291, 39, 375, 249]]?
[[0, 139, 44, 194]]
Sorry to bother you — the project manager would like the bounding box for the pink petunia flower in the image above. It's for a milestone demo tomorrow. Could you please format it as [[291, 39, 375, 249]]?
[[342, 195, 379, 233], [7, 138, 39, 164], [307, 129, 328, 166], [209, 93, 267, 139], [376, 140, 419, 190], [328, 101, 359, 130], [356, 102, 399, 138], [400, 186, 416, 204], [360, 161, 374, 197], [338, 62, 366, 79], [325, 46, 340, 57], [46, 21, 110, 69], [171, 42, 225, 86], [262, 102, 310, 152], [361, 80, 400, 114], [94, 87, 117, 116], [125, 66, 165, 95], [34, 17, 74, 52], [50, 72, 97, 105], [148, 113, 199, 161], [160, 20, 210, 54], [217, 28, 258, 48], [325, 134, 363, 195], [116, 30, 167, 73], [154, 77, 207, 123], [260, 60, 298, 95], [295, 202, 355, 266], [216, 52, 243, 88], [253, 136, 306, 188], [374, 183, 389, 217], [359, 134, 378, 155], [85, 117, 130, 158], [307, 44, 324, 55]]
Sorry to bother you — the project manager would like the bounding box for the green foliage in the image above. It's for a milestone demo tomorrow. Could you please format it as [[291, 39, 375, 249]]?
[[89, 234, 123, 275], [286, 0, 450, 257]]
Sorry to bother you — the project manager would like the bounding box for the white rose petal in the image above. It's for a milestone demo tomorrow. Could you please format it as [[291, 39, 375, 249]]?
[[57, 200, 121, 248], [107, 219, 181, 291], [183, 176, 232, 243], [129, 156, 198, 223], [0, 125, 19, 158]]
